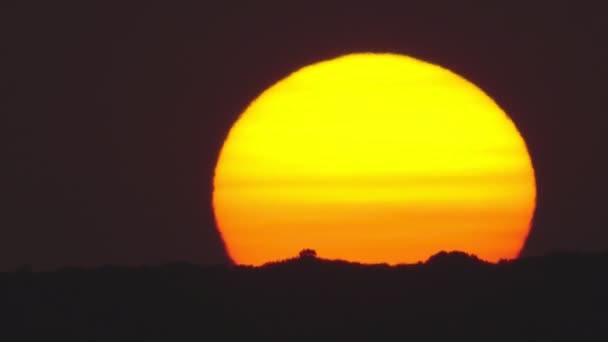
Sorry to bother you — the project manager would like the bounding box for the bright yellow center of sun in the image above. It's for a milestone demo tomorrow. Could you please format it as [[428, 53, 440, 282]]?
[[213, 53, 536, 265]]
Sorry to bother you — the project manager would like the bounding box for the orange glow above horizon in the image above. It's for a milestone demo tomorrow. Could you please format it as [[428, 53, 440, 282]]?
[[213, 53, 536, 265]]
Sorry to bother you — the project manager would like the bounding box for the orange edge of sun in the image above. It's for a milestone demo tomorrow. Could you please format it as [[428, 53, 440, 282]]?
[[212, 53, 537, 266]]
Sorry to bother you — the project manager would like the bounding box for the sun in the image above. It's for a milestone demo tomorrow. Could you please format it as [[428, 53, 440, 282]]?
[[212, 53, 536, 266]]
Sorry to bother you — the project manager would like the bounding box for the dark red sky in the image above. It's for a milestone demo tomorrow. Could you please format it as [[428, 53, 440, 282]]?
[[3, 1, 608, 269]]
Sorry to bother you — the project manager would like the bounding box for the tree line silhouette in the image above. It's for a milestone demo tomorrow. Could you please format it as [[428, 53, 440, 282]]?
[[2, 250, 607, 341]]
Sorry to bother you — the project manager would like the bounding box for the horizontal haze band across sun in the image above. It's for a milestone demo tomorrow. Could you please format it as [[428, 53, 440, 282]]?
[[213, 53, 536, 265]]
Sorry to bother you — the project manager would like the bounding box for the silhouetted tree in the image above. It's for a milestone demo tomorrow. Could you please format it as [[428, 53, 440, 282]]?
[[299, 249, 317, 259], [425, 250, 485, 268]]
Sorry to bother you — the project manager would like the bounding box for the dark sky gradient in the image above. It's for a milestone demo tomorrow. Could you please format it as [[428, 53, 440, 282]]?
[[3, 1, 607, 269]]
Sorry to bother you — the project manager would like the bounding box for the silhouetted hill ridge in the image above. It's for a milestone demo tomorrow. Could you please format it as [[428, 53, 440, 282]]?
[[2, 251, 607, 341]]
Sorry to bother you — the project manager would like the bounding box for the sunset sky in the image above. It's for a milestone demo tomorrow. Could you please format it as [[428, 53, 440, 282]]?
[[3, 2, 607, 269]]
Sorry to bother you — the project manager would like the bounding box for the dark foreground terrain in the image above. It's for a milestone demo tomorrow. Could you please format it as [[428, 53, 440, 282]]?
[[2, 251, 607, 341]]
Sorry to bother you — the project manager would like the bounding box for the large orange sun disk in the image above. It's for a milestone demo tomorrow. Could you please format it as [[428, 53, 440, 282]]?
[[213, 53, 536, 265]]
